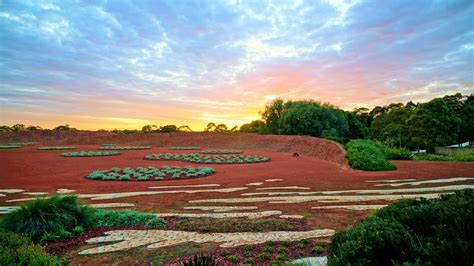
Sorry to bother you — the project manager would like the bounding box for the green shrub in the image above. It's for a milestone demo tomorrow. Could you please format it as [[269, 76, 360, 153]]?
[[345, 139, 396, 171], [227, 255, 239, 263], [245, 258, 256, 264], [62, 151, 120, 157], [0, 145, 22, 149], [258, 252, 270, 261], [414, 150, 474, 162], [0, 232, 59, 265], [93, 209, 165, 228], [72, 225, 84, 235], [386, 147, 413, 160], [220, 249, 231, 256], [328, 190, 474, 265], [275, 254, 286, 261], [0, 195, 94, 241], [313, 242, 325, 254]]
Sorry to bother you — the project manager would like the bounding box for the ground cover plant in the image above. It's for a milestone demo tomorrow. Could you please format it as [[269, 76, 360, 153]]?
[[328, 190, 474, 265], [200, 149, 243, 154], [62, 151, 120, 157], [94, 209, 165, 229], [0, 231, 60, 265], [38, 146, 76, 150], [99, 145, 150, 150], [385, 147, 413, 160], [7, 142, 38, 146], [169, 146, 201, 150], [345, 140, 396, 171], [144, 153, 270, 164], [0, 145, 22, 149], [414, 149, 474, 162], [86, 166, 215, 181]]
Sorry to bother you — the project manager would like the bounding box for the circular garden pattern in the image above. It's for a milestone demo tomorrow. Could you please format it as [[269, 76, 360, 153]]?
[[200, 149, 243, 154], [99, 146, 151, 150], [62, 151, 120, 157], [86, 166, 215, 181], [38, 147, 76, 150], [144, 153, 270, 164]]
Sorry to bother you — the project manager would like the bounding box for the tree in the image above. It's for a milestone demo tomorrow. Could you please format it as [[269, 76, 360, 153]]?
[[11, 124, 26, 132], [239, 120, 266, 133], [459, 94, 474, 141], [204, 123, 216, 132], [407, 98, 461, 151], [159, 125, 178, 132], [141, 125, 157, 132], [53, 124, 76, 131], [0, 125, 13, 132], [214, 124, 228, 132], [178, 125, 192, 132], [230, 125, 238, 132], [26, 125, 42, 131], [370, 106, 413, 148], [345, 111, 369, 141], [261, 98, 285, 134]]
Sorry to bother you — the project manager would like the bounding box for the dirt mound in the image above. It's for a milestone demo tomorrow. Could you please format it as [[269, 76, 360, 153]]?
[[0, 132, 346, 165]]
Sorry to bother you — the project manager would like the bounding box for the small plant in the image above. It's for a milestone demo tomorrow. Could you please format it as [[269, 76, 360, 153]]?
[[0, 145, 22, 149], [221, 249, 232, 256], [243, 244, 253, 252], [72, 226, 84, 235], [275, 254, 286, 261], [263, 246, 273, 253], [227, 255, 239, 263], [265, 241, 276, 247], [192, 243, 201, 249], [313, 242, 325, 254], [245, 258, 256, 264], [258, 252, 270, 261], [0, 232, 59, 265], [277, 247, 287, 254]]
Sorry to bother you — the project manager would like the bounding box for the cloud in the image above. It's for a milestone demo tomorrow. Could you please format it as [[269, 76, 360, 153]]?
[[0, 0, 473, 130]]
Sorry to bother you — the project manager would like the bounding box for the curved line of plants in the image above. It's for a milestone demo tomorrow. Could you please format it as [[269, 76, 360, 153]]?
[[144, 153, 270, 164], [61, 151, 120, 157], [169, 147, 201, 150], [86, 166, 215, 181], [200, 150, 243, 154], [99, 146, 151, 150], [38, 147, 76, 150]]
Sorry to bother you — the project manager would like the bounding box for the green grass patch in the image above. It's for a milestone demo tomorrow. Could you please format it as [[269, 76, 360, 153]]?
[[145, 153, 269, 164], [175, 218, 296, 233], [345, 140, 396, 171], [93, 209, 165, 229], [328, 190, 474, 265], [385, 147, 413, 160], [61, 151, 120, 157]]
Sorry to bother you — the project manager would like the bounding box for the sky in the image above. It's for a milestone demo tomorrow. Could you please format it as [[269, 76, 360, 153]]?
[[0, 0, 473, 130]]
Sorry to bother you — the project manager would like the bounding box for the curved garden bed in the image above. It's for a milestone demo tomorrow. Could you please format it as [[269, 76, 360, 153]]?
[[38, 147, 76, 150], [200, 150, 243, 154], [61, 151, 120, 157], [86, 166, 215, 181], [99, 146, 150, 150], [144, 153, 270, 164]]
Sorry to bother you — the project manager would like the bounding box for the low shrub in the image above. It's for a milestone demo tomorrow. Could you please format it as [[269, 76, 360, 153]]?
[[200, 149, 243, 154], [345, 140, 396, 171], [175, 218, 296, 233], [0, 195, 94, 241], [93, 209, 165, 229], [99, 146, 151, 150], [169, 147, 201, 150], [62, 151, 120, 157], [0, 232, 59, 265], [313, 242, 325, 254], [227, 255, 239, 263], [0, 145, 22, 149], [38, 146, 76, 150], [385, 147, 413, 160], [414, 150, 474, 162], [258, 252, 270, 261], [328, 190, 474, 265]]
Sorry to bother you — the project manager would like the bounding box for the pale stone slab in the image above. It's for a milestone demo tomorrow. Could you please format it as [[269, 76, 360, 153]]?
[[156, 210, 282, 219], [265, 179, 283, 182], [7, 187, 248, 202], [80, 229, 335, 255], [23, 192, 48, 196], [246, 182, 264, 186], [257, 186, 310, 190], [373, 177, 474, 187], [183, 206, 258, 212], [312, 205, 388, 210], [0, 206, 18, 214], [0, 189, 24, 193], [241, 184, 474, 196], [366, 179, 416, 183], [148, 184, 221, 189], [57, 188, 76, 194], [280, 215, 304, 219], [190, 192, 451, 204]]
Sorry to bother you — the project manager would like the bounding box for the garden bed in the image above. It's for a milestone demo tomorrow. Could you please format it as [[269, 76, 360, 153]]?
[[99, 146, 150, 150], [62, 151, 120, 157], [144, 153, 270, 164], [86, 166, 215, 181], [200, 150, 243, 154]]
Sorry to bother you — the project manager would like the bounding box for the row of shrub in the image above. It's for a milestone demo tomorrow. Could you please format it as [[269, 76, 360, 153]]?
[[200, 150, 243, 154], [38, 146, 76, 150], [61, 151, 120, 157], [145, 153, 270, 164], [328, 190, 474, 265], [99, 146, 150, 150], [87, 166, 215, 181], [0, 145, 22, 149], [0, 195, 166, 263], [169, 147, 201, 150]]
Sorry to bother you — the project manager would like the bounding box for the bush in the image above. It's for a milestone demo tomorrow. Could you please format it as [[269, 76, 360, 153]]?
[[345, 140, 396, 171], [385, 147, 413, 160], [328, 190, 474, 265], [93, 209, 165, 229], [0, 232, 59, 265], [0, 195, 94, 241]]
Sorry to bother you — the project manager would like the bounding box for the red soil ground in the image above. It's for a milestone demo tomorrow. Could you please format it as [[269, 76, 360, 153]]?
[[1, 134, 474, 231]]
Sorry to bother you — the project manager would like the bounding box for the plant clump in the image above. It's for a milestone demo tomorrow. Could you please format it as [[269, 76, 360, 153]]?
[[99, 145, 150, 150], [38, 146, 76, 150], [200, 149, 243, 154], [0, 145, 22, 149], [86, 166, 215, 181], [345, 139, 396, 171], [61, 151, 120, 157], [144, 153, 270, 164]]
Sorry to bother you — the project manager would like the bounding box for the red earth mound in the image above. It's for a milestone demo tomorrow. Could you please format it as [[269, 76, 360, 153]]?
[[0, 131, 347, 165]]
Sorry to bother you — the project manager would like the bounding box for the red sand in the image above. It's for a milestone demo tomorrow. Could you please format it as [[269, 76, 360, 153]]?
[[1, 134, 473, 230]]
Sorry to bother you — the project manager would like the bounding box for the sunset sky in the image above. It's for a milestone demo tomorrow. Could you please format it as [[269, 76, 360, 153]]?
[[1, 0, 473, 130]]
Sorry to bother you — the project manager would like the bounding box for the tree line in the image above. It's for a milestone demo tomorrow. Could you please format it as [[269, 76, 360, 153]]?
[[239, 93, 474, 151]]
